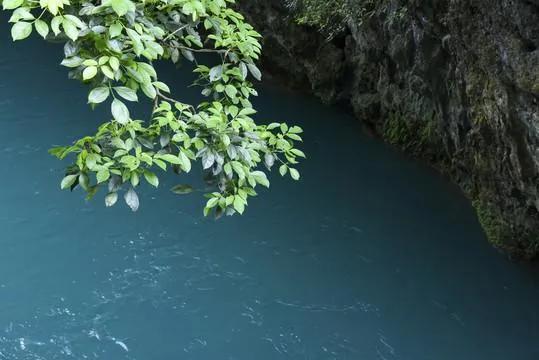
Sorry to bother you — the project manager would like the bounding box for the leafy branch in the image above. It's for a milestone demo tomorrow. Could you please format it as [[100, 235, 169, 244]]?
[[3, 0, 305, 216]]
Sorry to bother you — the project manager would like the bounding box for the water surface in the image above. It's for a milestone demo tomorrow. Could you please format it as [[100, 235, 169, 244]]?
[[1, 19, 539, 360]]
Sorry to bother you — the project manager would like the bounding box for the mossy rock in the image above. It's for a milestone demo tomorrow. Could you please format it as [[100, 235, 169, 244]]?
[[382, 107, 437, 155], [472, 197, 512, 249], [472, 195, 539, 259]]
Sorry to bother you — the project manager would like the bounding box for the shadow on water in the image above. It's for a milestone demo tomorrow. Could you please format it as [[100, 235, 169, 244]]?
[[0, 15, 539, 360]]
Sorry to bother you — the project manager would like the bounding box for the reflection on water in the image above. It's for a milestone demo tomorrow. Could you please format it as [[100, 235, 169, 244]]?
[[0, 16, 539, 360]]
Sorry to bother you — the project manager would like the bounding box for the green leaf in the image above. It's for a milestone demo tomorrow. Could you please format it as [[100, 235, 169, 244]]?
[[231, 161, 245, 179], [247, 63, 262, 81], [3, 0, 23, 10], [224, 163, 232, 176], [101, 65, 115, 80], [96, 169, 110, 183], [153, 81, 170, 93], [233, 196, 245, 214], [287, 133, 302, 141], [225, 85, 237, 98], [251, 170, 270, 188], [34, 19, 49, 39], [141, 82, 157, 99], [289, 168, 300, 180], [61, 57, 83, 68], [109, 57, 120, 71], [63, 14, 85, 28], [50, 16, 62, 35], [88, 86, 110, 104], [44, 0, 66, 15], [109, 22, 122, 37], [110, 0, 135, 16], [85, 153, 100, 170], [181, 48, 194, 61], [227, 105, 239, 117], [130, 172, 139, 186], [209, 65, 222, 82], [111, 99, 130, 124], [9, 7, 34, 22], [62, 19, 79, 41], [11, 22, 32, 41], [82, 66, 98, 80], [203, 206, 211, 217], [239, 62, 248, 79], [48, 146, 66, 159], [143, 171, 159, 187], [60, 174, 78, 190], [159, 154, 181, 165], [153, 159, 166, 171], [114, 86, 138, 102], [83, 59, 97, 66], [124, 187, 139, 211], [279, 164, 288, 176], [171, 184, 194, 194], [290, 149, 306, 158], [239, 107, 256, 117], [78, 173, 89, 191], [105, 192, 118, 207], [98, 56, 109, 66], [178, 151, 191, 172], [206, 197, 219, 208]]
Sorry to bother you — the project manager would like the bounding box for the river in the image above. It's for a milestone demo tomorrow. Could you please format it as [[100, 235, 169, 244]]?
[[0, 17, 539, 360]]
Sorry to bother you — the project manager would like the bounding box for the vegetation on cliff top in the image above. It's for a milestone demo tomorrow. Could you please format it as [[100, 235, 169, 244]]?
[[287, 0, 408, 41], [2, 0, 305, 216]]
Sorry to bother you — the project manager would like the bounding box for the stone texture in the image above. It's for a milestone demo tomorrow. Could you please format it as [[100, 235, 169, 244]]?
[[239, 0, 539, 259]]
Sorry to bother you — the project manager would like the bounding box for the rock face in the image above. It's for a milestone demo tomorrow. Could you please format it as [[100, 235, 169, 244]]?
[[240, 0, 539, 259]]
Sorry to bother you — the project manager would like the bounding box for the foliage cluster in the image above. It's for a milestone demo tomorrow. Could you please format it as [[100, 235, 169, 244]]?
[[286, 0, 348, 38], [286, 0, 406, 39], [2, 0, 305, 216]]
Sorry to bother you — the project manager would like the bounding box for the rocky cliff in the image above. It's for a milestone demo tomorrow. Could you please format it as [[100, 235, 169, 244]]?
[[239, 0, 539, 259]]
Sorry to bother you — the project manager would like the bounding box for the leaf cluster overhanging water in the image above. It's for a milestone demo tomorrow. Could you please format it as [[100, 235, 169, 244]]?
[[3, 0, 305, 216]]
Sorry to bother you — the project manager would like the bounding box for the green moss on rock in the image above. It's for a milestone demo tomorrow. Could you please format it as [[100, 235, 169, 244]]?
[[473, 195, 539, 259], [382, 106, 437, 155], [472, 197, 512, 249]]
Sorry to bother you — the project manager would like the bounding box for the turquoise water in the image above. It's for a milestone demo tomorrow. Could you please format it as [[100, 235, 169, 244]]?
[[1, 19, 539, 360]]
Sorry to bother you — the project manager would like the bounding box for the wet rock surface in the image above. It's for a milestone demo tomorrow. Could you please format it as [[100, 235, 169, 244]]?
[[240, 0, 539, 259]]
